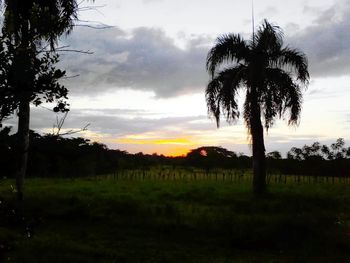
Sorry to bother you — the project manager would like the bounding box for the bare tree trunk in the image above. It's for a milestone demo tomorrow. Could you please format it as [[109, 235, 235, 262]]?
[[15, 98, 30, 201], [251, 107, 266, 195]]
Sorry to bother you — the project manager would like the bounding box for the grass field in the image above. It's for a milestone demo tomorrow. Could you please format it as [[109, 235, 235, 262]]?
[[1, 177, 350, 262]]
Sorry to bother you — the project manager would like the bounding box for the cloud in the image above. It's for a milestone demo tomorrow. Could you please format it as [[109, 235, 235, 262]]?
[[288, 0, 350, 77], [58, 0, 350, 100], [59, 27, 210, 98], [258, 6, 279, 18], [3, 107, 209, 137]]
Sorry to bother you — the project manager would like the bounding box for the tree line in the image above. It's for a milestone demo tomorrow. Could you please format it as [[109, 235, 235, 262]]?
[[1, 127, 349, 178]]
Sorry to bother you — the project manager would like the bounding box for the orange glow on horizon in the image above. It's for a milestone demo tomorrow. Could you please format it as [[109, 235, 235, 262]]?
[[75, 131, 250, 157], [116, 137, 193, 145], [114, 136, 198, 156], [163, 147, 191, 157]]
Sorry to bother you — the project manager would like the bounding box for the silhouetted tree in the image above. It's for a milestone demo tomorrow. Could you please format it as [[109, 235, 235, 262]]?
[[320, 144, 331, 160], [186, 146, 239, 171], [287, 147, 303, 161], [0, 0, 80, 200], [266, 151, 282, 160], [206, 20, 309, 194], [331, 138, 346, 159], [287, 139, 348, 162], [301, 142, 323, 160]]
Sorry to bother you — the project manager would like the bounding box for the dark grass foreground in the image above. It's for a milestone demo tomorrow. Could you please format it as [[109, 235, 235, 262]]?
[[1, 179, 350, 262]]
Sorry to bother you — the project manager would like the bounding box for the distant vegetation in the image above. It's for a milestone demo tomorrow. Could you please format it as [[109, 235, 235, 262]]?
[[1, 127, 349, 180]]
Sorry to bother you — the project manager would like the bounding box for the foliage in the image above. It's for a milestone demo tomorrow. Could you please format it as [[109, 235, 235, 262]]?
[[186, 146, 249, 171], [282, 139, 350, 177], [206, 20, 309, 130], [0, 35, 68, 122], [0, 0, 76, 122], [1, 0, 78, 46], [0, 126, 349, 179], [266, 151, 282, 160], [287, 139, 349, 161]]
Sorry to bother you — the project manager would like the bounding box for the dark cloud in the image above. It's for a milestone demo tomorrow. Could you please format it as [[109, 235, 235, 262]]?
[[64, 112, 208, 136], [5, 107, 211, 137], [57, 0, 350, 99], [59, 27, 209, 98], [289, 1, 350, 77]]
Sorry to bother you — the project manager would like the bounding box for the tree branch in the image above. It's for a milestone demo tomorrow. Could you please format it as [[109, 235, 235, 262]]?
[[56, 49, 94, 54], [51, 111, 90, 137]]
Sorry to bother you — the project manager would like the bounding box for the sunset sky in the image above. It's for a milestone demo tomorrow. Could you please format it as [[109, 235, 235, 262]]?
[[7, 0, 350, 156]]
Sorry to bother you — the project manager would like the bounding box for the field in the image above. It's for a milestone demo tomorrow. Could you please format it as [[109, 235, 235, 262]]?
[[1, 172, 350, 262]]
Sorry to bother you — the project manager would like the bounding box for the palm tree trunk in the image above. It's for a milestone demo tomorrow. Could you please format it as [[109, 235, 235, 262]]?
[[251, 106, 266, 195], [15, 97, 30, 201]]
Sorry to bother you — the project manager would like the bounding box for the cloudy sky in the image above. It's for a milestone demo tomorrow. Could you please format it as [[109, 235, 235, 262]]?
[[9, 0, 350, 156]]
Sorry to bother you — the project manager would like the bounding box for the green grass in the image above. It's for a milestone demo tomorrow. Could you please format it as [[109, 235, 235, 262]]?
[[1, 178, 350, 262]]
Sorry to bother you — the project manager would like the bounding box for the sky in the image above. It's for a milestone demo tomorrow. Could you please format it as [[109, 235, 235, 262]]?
[[6, 0, 350, 156]]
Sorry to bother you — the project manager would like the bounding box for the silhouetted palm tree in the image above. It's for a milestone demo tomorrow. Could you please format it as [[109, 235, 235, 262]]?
[[1, 0, 79, 200], [206, 20, 309, 194]]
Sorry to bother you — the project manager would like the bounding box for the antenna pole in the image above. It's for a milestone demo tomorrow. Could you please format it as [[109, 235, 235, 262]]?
[[252, 0, 255, 44]]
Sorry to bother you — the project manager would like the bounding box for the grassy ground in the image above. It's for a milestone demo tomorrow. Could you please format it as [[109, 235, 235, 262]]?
[[1, 178, 350, 262]]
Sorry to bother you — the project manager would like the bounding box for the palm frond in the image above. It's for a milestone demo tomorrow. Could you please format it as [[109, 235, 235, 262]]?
[[243, 94, 252, 133], [206, 19, 309, 134], [254, 19, 283, 53], [205, 66, 246, 127], [206, 34, 249, 78], [275, 47, 309, 83], [206, 77, 221, 126], [285, 84, 302, 126], [264, 68, 302, 126]]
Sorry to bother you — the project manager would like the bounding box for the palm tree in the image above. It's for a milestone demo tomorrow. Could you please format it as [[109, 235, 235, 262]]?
[[206, 20, 309, 195], [1, 0, 79, 200]]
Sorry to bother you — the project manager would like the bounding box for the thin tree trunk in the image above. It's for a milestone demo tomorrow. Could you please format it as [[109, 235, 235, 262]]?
[[15, 98, 30, 201], [13, 18, 32, 201], [251, 106, 266, 195]]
